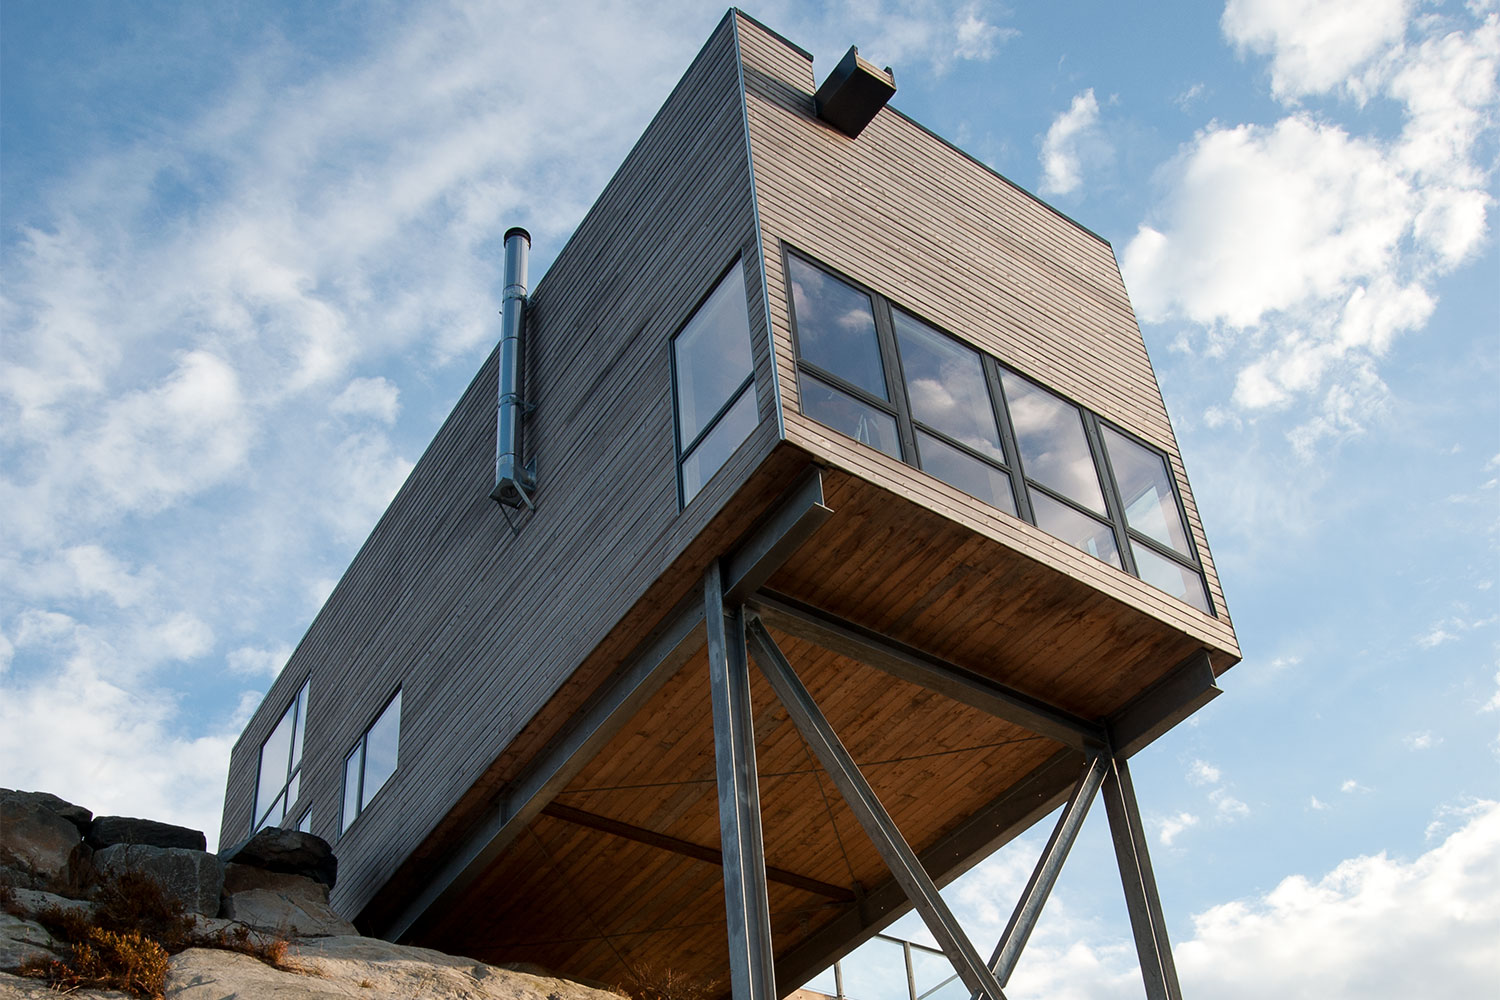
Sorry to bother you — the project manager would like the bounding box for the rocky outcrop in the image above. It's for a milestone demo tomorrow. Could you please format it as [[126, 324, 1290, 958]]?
[[93, 847, 222, 918], [0, 791, 93, 893], [87, 818, 206, 853], [218, 864, 356, 938], [219, 828, 336, 888]]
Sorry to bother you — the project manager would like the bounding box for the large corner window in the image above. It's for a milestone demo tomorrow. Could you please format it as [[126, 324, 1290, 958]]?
[[785, 248, 1213, 615], [672, 261, 759, 505], [341, 689, 401, 834], [253, 679, 310, 833]]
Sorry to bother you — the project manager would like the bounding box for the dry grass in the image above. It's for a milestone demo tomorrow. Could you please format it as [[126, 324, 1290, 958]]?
[[15, 867, 305, 998], [619, 964, 726, 1000]]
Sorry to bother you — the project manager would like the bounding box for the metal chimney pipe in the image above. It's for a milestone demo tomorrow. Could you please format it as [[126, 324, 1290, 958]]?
[[491, 226, 535, 508]]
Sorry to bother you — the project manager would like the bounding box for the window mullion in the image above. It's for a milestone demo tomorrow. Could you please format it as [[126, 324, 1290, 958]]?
[[872, 296, 917, 463], [985, 357, 1034, 524], [1084, 412, 1139, 577]]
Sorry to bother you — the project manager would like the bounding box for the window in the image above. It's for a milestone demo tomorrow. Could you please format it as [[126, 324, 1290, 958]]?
[[672, 261, 760, 505], [253, 679, 309, 832], [785, 248, 1214, 615], [341, 689, 401, 834]]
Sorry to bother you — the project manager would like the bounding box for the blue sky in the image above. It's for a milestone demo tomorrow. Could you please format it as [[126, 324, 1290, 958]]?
[[2, 1, 1496, 996]]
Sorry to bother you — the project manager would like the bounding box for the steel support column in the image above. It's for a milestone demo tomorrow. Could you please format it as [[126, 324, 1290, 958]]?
[[705, 563, 777, 1000], [980, 753, 1108, 992], [745, 617, 1008, 1000], [1102, 756, 1183, 1000]]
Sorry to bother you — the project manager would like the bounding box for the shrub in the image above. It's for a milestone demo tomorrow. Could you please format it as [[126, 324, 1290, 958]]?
[[20, 926, 170, 1000]]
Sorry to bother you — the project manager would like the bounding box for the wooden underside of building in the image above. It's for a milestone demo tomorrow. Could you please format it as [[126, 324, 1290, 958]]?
[[395, 445, 1240, 991]]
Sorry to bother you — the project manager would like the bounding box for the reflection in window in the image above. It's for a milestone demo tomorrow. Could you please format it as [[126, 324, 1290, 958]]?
[[672, 262, 759, 504], [1031, 491, 1121, 568], [1000, 370, 1106, 514], [342, 689, 401, 834], [916, 431, 1016, 514], [1132, 542, 1210, 613], [802, 374, 901, 458], [1102, 426, 1192, 557], [254, 680, 309, 832], [788, 256, 887, 399], [894, 311, 1003, 461]]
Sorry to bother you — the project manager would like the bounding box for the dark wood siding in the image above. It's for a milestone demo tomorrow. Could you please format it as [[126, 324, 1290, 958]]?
[[221, 12, 775, 918], [736, 16, 1237, 659]]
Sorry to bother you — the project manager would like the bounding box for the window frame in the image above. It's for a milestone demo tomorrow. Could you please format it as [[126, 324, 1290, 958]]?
[[251, 678, 309, 834], [339, 688, 402, 836], [782, 244, 1216, 617], [670, 257, 760, 509]]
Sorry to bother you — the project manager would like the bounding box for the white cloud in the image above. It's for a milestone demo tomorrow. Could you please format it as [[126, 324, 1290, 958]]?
[[1211, 788, 1251, 819], [1174, 800, 1500, 998], [1040, 89, 1104, 195], [1222, 0, 1413, 101], [330, 376, 401, 425], [1124, 7, 1499, 455], [1403, 731, 1441, 750], [1342, 778, 1370, 794], [1187, 759, 1222, 785], [1158, 811, 1200, 846], [1310, 795, 1329, 811], [226, 643, 294, 679]]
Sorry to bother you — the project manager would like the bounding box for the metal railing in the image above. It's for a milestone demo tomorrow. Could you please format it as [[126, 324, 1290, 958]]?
[[805, 932, 967, 1000]]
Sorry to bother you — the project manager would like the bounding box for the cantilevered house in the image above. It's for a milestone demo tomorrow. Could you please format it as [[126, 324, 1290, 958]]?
[[222, 11, 1239, 999]]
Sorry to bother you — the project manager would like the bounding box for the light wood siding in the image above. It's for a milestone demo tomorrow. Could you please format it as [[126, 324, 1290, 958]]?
[[735, 15, 1237, 659], [221, 12, 774, 919]]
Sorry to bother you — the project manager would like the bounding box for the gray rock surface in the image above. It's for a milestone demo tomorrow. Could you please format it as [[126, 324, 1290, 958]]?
[[0, 912, 58, 972], [93, 845, 223, 918], [218, 887, 357, 938], [0, 791, 91, 833], [0, 795, 88, 891], [0, 971, 131, 998], [86, 816, 206, 852], [219, 828, 337, 888], [6, 888, 94, 923], [165, 937, 627, 1000]]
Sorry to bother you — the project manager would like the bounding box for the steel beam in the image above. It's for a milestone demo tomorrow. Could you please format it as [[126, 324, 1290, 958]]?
[[383, 594, 706, 941], [745, 617, 1009, 1000], [1108, 650, 1219, 758], [706, 564, 777, 1000], [1102, 756, 1183, 1000], [539, 802, 854, 902], [748, 591, 1106, 750], [981, 753, 1107, 991], [774, 748, 1082, 989], [722, 470, 833, 603]]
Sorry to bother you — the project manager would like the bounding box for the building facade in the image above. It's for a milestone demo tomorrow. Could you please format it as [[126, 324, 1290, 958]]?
[[223, 11, 1239, 997]]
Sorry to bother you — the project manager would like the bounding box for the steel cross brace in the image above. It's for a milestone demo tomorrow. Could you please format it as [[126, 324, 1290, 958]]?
[[1103, 755, 1184, 1000], [745, 616, 1010, 1000]]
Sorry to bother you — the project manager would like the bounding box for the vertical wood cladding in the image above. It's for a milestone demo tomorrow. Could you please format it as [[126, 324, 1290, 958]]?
[[221, 13, 768, 918], [735, 15, 1236, 655]]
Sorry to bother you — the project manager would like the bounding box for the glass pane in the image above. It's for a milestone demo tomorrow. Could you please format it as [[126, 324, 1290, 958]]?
[[296, 810, 312, 834], [255, 790, 285, 832], [681, 385, 758, 503], [788, 256, 887, 399], [285, 769, 300, 812], [801, 373, 901, 458], [361, 691, 402, 810], [290, 681, 309, 769], [342, 743, 363, 832], [255, 702, 296, 825], [674, 264, 754, 447], [894, 312, 1004, 461], [1133, 542, 1211, 613], [1102, 426, 1192, 557], [1001, 370, 1106, 513], [917, 431, 1017, 515], [837, 936, 909, 1000], [1031, 491, 1121, 567]]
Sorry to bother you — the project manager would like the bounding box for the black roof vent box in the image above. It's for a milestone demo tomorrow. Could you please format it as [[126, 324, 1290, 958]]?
[[814, 45, 896, 139]]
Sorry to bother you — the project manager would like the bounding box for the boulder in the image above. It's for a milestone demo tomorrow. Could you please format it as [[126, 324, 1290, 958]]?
[[5, 888, 95, 924], [221, 863, 328, 903], [92, 845, 223, 918], [0, 969, 133, 998], [218, 887, 357, 938], [218, 828, 336, 889], [86, 817, 205, 853], [0, 794, 89, 892], [0, 911, 59, 972], [0, 791, 91, 834]]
